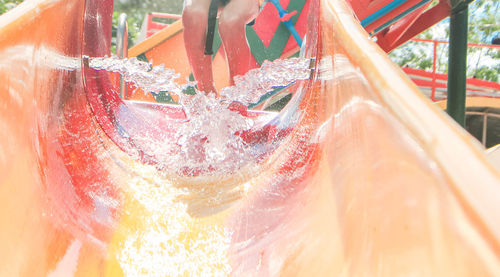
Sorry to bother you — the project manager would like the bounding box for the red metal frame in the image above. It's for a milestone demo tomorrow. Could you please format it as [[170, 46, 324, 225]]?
[[376, 0, 451, 52], [346, 0, 452, 52], [140, 6, 499, 104], [411, 38, 500, 49], [145, 12, 182, 38], [367, 0, 431, 34], [376, 2, 430, 44], [402, 38, 500, 101]]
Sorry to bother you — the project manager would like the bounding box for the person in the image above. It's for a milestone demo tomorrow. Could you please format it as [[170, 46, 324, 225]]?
[[182, 0, 261, 94]]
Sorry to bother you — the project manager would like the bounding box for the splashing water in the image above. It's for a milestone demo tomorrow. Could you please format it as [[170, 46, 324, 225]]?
[[220, 58, 312, 106], [88, 56, 312, 105], [88, 56, 190, 97], [88, 56, 312, 175]]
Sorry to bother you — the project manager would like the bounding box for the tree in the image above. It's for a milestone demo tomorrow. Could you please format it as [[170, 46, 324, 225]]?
[[1, 0, 183, 49], [0, 0, 23, 14], [113, 0, 184, 47], [114, 0, 183, 16], [3, 0, 497, 81], [389, 0, 499, 82], [466, 0, 499, 81]]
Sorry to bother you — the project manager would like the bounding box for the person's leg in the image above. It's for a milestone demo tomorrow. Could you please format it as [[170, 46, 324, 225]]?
[[218, 0, 259, 85], [182, 0, 217, 94]]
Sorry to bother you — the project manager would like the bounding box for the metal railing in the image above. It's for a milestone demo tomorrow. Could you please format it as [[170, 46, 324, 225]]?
[[116, 13, 128, 99], [406, 38, 500, 101], [467, 110, 500, 146], [144, 13, 182, 38]]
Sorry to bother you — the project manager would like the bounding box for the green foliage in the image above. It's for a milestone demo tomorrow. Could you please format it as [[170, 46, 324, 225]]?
[[389, 0, 499, 82], [468, 0, 499, 44], [472, 65, 498, 82], [111, 10, 140, 53], [1, 0, 184, 52], [0, 0, 23, 14], [114, 0, 184, 16], [468, 47, 499, 82], [3, 0, 497, 82], [389, 41, 434, 70], [113, 0, 184, 46], [465, 0, 499, 81]]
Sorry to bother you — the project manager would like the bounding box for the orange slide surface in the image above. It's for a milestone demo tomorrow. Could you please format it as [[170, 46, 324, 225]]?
[[1, 0, 500, 276]]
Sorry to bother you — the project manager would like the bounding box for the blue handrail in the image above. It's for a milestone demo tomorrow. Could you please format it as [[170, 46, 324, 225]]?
[[361, 0, 408, 27], [371, 0, 430, 34], [268, 0, 303, 47]]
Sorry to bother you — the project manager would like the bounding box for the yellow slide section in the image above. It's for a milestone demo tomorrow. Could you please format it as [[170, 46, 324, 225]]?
[[0, 0, 499, 276]]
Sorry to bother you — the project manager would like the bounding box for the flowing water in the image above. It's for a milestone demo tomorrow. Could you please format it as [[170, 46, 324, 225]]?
[[86, 56, 314, 275], [88, 56, 312, 176]]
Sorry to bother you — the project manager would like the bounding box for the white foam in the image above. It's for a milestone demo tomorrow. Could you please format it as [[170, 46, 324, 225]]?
[[88, 56, 312, 175]]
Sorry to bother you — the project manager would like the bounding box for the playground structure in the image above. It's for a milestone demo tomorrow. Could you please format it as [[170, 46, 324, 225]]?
[[401, 38, 500, 101], [1, 0, 500, 276], [127, 1, 499, 107], [139, 12, 182, 41], [125, 0, 500, 148]]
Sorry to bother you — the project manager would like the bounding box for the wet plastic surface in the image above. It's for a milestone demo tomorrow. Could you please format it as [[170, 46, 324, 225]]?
[[0, 0, 500, 275]]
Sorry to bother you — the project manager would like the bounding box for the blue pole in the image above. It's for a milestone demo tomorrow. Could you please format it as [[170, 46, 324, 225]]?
[[360, 0, 407, 27], [268, 0, 303, 46]]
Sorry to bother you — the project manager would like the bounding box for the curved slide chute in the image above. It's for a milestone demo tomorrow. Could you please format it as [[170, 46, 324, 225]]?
[[0, 0, 499, 275]]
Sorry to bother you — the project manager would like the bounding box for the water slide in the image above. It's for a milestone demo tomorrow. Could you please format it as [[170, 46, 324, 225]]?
[[1, 0, 500, 276]]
